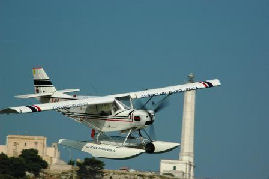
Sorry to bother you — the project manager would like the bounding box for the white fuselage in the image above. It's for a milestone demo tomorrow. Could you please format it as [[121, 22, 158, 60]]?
[[57, 97, 154, 132]]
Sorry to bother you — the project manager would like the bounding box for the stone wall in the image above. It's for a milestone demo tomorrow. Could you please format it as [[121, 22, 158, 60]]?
[[39, 169, 177, 179], [1, 135, 60, 166], [103, 170, 175, 179]]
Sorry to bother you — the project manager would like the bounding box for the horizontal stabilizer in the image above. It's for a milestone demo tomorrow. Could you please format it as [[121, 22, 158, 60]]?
[[15, 89, 80, 99], [57, 89, 80, 93], [15, 92, 54, 99]]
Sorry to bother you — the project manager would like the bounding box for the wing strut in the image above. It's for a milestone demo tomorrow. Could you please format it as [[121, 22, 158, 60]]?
[[123, 129, 132, 146], [142, 96, 154, 108]]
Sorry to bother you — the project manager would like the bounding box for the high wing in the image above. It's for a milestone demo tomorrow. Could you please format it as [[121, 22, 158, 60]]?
[[0, 96, 114, 114], [113, 79, 221, 99], [0, 79, 220, 114]]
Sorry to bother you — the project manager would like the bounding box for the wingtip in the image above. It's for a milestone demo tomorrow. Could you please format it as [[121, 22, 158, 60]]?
[[207, 79, 221, 86], [0, 108, 19, 114], [215, 79, 221, 86]]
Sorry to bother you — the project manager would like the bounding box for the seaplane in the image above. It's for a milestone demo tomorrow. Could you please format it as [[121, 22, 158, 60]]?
[[0, 68, 221, 159]]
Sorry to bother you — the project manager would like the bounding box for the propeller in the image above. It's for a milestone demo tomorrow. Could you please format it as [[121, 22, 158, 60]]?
[[135, 98, 169, 113], [135, 97, 170, 141], [153, 99, 169, 113], [148, 124, 156, 141], [135, 100, 147, 110]]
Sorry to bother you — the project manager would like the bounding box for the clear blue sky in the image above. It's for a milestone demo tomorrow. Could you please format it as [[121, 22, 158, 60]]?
[[0, 1, 268, 178]]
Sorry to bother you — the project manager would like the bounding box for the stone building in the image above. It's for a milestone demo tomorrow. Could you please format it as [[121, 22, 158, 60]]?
[[0, 135, 71, 171]]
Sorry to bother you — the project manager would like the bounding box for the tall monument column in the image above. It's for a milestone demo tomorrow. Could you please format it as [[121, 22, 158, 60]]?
[[180, 90, 195, 162], [160, 73, 197, 179], [179, 73, 196, 178], [160, 74, 220, 178]]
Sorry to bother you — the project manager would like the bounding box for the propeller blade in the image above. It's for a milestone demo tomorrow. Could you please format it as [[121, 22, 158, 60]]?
[[135, 100, 147, 110], [149, 124, 156, 141], [154, 99, 169, 113]]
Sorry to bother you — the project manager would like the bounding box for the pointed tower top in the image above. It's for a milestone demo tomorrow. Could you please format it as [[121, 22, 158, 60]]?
[[188, 73, 195, 83]]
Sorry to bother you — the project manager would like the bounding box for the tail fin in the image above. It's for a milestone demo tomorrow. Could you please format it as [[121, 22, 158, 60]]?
[[32, 67, 56, 94], [15, 67, 79, 103]]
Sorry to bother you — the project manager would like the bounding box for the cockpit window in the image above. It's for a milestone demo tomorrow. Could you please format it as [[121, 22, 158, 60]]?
[[115, 100, 131, 110]]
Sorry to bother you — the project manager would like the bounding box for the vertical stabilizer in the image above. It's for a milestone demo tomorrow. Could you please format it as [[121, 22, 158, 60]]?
[[32, 67, 56, 94]]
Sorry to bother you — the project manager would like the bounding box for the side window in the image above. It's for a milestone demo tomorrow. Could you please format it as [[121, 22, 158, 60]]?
[[134, 116, 141, 121]]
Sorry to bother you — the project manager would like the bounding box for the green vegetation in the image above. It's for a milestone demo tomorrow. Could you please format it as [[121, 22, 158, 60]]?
[[76, 157, 105, 179], [68, 159, 75, 166], [0, 149, 48, 178], [0, 153, 26, 178], [19, 149, 48, 176]]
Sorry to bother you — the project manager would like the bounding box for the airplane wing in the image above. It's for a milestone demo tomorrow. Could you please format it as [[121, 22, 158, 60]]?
[[15, 92, 54, 99], [0, 96, 115, 114], [115, 79, 221, 99], [1, 79, 220, 114]]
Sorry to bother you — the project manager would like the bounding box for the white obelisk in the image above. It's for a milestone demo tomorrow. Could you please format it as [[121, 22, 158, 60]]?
[[160, 73, 196, 179], [179, 73, 196, 179]]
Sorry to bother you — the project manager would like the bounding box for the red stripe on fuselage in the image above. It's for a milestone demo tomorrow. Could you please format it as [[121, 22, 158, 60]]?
[[92, 118, 133, 122]]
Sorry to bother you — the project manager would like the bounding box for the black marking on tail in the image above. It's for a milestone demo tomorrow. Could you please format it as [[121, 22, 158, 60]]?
[[34, 79, 53, 86]]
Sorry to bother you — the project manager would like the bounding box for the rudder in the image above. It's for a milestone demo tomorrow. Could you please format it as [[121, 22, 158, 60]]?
[[32, 67, 56, 94]]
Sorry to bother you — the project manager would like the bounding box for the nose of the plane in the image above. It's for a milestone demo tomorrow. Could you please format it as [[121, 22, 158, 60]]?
[[148, 110, 155, 121], [145, 110, 155, 125]]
